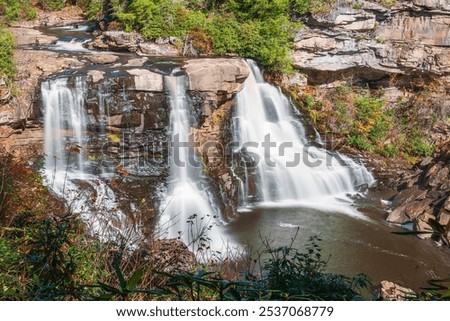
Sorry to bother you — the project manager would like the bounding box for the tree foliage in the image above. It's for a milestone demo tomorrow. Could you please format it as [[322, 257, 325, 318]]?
[[0, 0, 36, 23], [0, 28, 15, 85]]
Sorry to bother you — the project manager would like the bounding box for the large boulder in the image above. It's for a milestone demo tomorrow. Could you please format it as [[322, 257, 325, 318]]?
[[86, 54, 120, 65], [376, 280, 415, 301], [126, 69, 164, 92], [183, 58, 249, 94]]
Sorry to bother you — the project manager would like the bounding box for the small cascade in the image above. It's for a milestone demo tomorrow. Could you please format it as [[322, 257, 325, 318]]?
[[49, 24, 93, 52], [42, 76, 141, 246], [158, 75, 224, 254], [232, 60, 374, 210]]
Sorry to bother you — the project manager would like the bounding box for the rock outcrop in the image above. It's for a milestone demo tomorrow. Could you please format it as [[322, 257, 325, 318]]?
[[183, 58, 249, 115], [289, 1, 450, 245], [376, 280, 415, 300], [388, 139, 450, 244], [87, 31, 181, 56], [183, 58, 250, 216], [0, 47, 85, 157], [293, 0, 450, 85]]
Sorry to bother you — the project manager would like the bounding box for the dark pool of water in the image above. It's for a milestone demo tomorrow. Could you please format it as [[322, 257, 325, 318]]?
[[227, 201, 450, 291]]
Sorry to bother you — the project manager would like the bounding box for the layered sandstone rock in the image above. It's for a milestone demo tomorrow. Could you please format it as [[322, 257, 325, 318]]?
[[87, 31, 181, 56], [293, 0, 450, 84]]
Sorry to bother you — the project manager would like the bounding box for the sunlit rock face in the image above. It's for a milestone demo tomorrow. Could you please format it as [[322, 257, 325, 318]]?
[[293, 0, 450, 84]]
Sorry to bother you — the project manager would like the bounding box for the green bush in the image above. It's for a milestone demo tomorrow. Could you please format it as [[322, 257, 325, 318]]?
[[382, 143, 399, 158], [0, 28, 16, 85], [0, 0, 37, 23], [352, 95, 391, 147], [0, 215, 109, 300], [290, 0, 335, 15], [348, 135, 373, 151], [226, 0, 290, 21], [76, 0, 104, 20], [409, 135, 434, 157], [39, 0, 65, 11], [261, 237, 370, 300]]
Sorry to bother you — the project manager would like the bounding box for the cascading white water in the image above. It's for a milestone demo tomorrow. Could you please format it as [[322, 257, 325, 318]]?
[[42, 76, 141, 245], [158, 76, 224, 252], [233, 60, 374, 209], [43, 77, 87, 180]]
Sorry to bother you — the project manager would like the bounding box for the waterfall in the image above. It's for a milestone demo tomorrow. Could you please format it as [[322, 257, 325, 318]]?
[[42, 76, 141, 246], [232, 60, 374, 210], [43, 77, 87, 181], [158, 76, 224, 254]]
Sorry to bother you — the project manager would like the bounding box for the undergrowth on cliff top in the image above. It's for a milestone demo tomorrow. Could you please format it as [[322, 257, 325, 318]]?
[[108, 0, 335, 72]]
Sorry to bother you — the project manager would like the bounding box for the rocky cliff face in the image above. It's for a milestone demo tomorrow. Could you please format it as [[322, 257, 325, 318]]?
[[293, 1, 450, 83], [293, 0, 450, 85]]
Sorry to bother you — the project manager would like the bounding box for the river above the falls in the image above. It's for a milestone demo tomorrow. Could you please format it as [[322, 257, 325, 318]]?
[[33, 22, 450, 292]]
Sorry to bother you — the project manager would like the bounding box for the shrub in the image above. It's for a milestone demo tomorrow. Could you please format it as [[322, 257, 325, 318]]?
[[382, 143, 399, 158], [0, 0, 38, 23], [348, 135, 373, 151], [109, 0, 308, 72], [39, 0, 65, 11], [261, 237, 370, 300], [409, 135, 434, 157], [352, 95, 391, 147], [290, 0, 335, 15], [0, 28, 16, 86], [76, 0, 104, 20]]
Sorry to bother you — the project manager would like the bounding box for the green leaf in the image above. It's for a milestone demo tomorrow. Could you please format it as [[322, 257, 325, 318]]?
[[114, 264, 126, 289], [440, 290, 450, 299], [226, 287, 241, 301], [126, 269, 143, 291], [97, 282, 122, 295]]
